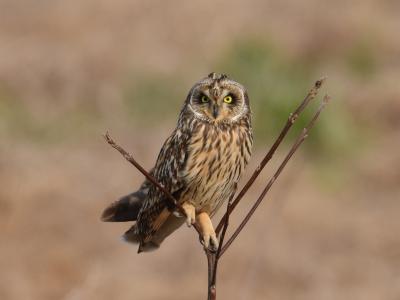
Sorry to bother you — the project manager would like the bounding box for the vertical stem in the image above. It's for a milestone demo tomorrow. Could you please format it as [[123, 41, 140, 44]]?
[[207, 252, 217, 300], [207, 185, 235, 299]]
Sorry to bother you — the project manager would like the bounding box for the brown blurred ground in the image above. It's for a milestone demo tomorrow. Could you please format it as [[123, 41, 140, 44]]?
[[0, 1, 400, 299]]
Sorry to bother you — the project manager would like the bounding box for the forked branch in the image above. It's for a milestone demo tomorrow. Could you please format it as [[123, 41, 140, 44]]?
[[218, 94, 331, 256], [103, 78, 330, 300], [215, 77, 326, 235]]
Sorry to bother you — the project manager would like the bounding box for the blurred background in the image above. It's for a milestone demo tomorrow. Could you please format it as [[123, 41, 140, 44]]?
[[1, 0, 399, 299]]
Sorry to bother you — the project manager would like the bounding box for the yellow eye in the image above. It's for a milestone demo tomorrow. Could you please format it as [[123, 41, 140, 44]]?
[[223, 95, 233, 104], [201, 95, 209, 103]]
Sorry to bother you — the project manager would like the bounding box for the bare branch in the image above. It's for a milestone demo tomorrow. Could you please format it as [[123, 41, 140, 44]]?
[[219, 94, 331, 256], [103, 82, 331, 300], [216, 185, 236, 260], [203, 183, 237, 300], [104, 132, 177, 207], [103, 132, 203, 235], [206, 252, 217, 300], [215, 77, 326, 235]]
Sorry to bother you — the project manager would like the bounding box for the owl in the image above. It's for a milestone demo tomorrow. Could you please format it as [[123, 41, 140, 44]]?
[[102, 73, 253, 253]]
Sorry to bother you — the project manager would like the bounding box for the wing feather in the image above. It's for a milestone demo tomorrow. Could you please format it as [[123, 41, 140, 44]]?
[[136, 128, 188, 243]]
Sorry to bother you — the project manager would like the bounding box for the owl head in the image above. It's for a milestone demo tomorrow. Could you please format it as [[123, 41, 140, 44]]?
[[184, 73, 250, 124]]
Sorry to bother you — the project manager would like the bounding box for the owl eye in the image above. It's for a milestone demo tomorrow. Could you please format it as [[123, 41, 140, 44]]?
[[223, 95, 233, 104], [201, 95, 210, 103]]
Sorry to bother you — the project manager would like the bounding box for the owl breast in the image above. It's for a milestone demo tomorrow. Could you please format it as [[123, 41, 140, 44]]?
[[179, 120, 252, 215]]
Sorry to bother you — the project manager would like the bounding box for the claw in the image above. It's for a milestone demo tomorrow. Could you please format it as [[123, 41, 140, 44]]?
[[186, 214, 195, 227], [209, 234, 219, 252], [196, 211, 219, 252], [181, 202, 196, 227], [202, 232, 219, 252]]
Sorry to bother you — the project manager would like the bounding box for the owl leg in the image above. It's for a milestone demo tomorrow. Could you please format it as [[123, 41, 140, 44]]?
[[196, 212, 218, 252], [181, 202, 196, 227]]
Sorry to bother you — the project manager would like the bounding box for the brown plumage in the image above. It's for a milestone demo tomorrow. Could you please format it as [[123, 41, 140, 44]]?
[[101, 73, 253, 253]]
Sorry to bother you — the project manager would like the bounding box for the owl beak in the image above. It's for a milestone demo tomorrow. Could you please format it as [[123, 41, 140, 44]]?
[[212, 104, 219, 118]]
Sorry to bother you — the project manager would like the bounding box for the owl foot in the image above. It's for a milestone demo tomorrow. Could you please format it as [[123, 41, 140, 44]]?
[[181, 202, 196, 227], [201, 231, 219, 252], [196, 212, 219, 252]]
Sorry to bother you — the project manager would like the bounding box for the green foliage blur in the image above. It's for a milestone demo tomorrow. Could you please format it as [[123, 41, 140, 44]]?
[[124, 39, 363, 164], [1, 37, 368, 169]]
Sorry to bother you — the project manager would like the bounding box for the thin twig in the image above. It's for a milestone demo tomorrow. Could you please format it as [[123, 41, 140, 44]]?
[[215, 77, 326, 235], [104, 132, 177, 207], [216, 184, 236, 260], [103, 132, 204, 235], [219, 94, 331, 256]]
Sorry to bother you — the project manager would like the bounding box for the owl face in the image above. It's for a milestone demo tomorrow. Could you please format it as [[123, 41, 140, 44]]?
[[186, 73, 250, 123]]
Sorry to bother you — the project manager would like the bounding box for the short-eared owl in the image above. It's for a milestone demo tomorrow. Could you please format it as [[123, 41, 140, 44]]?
[[102, 73, 253, 253]]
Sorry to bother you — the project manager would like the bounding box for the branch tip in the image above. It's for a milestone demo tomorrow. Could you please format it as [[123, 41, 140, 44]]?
[[323, 94, 331, 104], [103, 131, 113, 144], [315, 76, 327, 89]]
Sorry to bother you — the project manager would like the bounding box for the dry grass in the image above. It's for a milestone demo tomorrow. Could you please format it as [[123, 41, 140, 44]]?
[[1, 1, 400, 299]]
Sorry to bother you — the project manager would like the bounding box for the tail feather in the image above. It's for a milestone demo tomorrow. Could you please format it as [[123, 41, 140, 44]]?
[[101, 190, 145, 222], [123, 212, 185, 253], [122, 225, 141, 243], [101, 174, 153, 222], [122, 225, 160, 253]]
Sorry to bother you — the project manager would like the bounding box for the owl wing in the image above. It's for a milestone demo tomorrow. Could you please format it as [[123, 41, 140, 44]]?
[[136, 128, 188, 243], [101, 171, 154, 222]]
